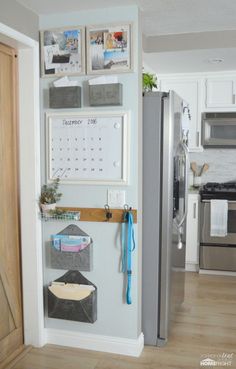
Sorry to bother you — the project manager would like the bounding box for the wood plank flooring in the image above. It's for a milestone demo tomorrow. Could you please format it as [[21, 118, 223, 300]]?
[[9, 272, 236, 369]]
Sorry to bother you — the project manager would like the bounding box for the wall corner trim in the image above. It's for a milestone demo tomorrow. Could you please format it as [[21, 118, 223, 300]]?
[[45, 328, 144, 357]]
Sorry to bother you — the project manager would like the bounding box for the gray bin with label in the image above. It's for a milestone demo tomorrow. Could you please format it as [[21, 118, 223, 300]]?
[[89, 83, 122, 106], [49, 86, 81, 108]]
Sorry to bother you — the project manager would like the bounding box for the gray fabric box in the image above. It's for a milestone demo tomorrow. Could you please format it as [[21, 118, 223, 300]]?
[[48, 270, 97, 323], [49, 86, 81, 108], [89, 83, 122, 106], [50, 224, 93, 271]]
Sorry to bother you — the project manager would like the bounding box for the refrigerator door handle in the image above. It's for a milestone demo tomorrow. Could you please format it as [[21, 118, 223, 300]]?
[[174, 141, 189, 229]]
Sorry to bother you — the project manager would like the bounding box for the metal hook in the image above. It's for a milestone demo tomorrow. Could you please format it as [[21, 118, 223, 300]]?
[[124, 204, 132, 211], [183, 106, 191, 121], [123, 204, 132, 222], [104, 204, 112, 221]]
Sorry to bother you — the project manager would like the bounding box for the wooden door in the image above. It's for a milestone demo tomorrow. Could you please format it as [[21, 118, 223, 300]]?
[[0, 43, 23, 366]]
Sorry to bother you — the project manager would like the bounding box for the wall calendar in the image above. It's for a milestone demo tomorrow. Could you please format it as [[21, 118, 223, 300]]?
[[46, 111, 129, 184]]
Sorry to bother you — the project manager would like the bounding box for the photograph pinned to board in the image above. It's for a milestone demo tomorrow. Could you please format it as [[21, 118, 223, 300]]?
[[40, 26, 85, 77], [86, 23, 133, 74]]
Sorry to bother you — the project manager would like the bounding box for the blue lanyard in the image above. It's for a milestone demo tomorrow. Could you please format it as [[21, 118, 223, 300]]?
[[122, 211, 135, 304]]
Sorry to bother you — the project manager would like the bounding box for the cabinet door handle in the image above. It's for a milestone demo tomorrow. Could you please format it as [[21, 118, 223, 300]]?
[[233, 93, 236, 104], [193, 202, 197, 219]]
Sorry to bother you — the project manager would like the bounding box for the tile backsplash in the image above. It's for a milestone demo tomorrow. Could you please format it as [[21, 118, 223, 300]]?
[[190, 149, 236, 184]]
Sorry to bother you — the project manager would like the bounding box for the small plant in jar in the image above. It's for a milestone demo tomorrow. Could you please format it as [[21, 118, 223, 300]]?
[[39, 177, 62, 213]]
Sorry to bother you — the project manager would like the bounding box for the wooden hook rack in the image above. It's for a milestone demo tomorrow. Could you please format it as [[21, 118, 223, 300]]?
[[57, 207, 137, 224]]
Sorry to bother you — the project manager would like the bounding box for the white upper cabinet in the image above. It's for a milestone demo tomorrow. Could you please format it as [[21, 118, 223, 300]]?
[[205, 76, 236, 109], [159, 78, 202, 152]]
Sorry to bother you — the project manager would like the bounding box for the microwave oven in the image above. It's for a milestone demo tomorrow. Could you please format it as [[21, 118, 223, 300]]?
[[202, 112, 236, 147]]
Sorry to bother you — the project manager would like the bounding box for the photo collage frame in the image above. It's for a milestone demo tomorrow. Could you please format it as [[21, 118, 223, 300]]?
[[40, 23, 133, 77]]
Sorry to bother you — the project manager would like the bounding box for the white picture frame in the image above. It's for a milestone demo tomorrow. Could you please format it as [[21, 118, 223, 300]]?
[[40, 26, 85, 77], [46, 111, 130, 185], [86, 23, 133, 75]]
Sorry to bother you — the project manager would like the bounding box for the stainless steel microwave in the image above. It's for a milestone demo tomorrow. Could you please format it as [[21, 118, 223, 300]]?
[[202, 112, 236, 147]]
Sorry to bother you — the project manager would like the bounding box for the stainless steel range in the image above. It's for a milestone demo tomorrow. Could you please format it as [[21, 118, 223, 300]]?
[[200, 182, 236, 272]]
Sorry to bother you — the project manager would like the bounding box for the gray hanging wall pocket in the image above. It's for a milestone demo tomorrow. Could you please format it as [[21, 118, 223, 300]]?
[[50, 224, 93, 271], [89, 83, 123, 106], [48, 270, 97, 323], [49, 86, 82, 108]]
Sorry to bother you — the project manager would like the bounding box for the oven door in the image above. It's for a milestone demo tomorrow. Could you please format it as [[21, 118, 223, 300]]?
[[200, 245, 236, 271], [200, 200, 236, 245]]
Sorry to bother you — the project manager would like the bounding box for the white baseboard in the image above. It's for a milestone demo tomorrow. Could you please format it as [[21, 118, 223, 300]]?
[[45, 328, 144, 357], [199, 269, 236, 277], [185, 263, 199, 272]]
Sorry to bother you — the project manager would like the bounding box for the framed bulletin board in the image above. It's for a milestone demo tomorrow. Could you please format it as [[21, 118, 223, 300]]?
[[86, 23, 133, 74], [46, 111, 130, 185], [40, 26, 85, 77]]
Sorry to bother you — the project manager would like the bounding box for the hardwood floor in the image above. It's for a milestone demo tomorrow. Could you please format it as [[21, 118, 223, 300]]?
[[10, 273, 236, 369]]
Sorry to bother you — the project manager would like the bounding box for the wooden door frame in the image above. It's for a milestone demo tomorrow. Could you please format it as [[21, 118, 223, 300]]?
[[0, 23, 44, 347]]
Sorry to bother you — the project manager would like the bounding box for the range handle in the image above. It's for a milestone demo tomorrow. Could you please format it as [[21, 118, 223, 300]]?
[[202, 199, 236, 203]]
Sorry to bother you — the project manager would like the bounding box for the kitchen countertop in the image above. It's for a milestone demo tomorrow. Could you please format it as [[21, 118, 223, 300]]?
[[188, 186, 200, 194]]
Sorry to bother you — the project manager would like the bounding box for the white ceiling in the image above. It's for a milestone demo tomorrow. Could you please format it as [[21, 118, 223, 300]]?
[[143, 48, 236, 74], [16, 0, 236, 36]]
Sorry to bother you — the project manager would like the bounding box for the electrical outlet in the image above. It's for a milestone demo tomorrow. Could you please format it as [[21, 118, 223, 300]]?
[[107, 190, 126, 208]]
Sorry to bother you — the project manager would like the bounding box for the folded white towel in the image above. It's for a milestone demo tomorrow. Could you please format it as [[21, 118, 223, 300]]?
[[210, 200, 228, 237]]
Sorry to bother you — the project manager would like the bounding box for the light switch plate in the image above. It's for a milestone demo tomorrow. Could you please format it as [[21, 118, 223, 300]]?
[[107, 190, 126, 208]]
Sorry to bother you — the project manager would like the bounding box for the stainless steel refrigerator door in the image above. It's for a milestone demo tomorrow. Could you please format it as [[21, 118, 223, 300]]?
[[171, 141, 188, 322], [142, 92, 164, 346], [158, 91, 187, 345]]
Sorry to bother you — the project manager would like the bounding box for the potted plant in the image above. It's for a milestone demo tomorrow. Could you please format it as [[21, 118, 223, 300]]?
[[39, 177, 62, 213], [143, 72, 158, 92]]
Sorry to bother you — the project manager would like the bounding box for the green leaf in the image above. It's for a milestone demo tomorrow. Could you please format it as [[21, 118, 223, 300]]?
[[143, 72, 158, 92]]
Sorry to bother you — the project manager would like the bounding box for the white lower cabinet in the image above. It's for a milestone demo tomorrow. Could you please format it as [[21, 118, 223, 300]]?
[[185, 193, 199, 271]]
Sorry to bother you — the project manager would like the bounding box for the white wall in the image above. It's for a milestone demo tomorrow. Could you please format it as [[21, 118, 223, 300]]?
[[39, 6, 142, 341], [0, 0, 39, 40], [190, 149, 236, 184]]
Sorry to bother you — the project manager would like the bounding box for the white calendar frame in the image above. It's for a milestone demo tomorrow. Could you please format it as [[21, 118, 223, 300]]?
[[46, 111, 130, 185]]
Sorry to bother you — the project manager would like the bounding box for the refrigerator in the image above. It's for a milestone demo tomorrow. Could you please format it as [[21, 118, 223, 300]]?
[[142, 91, 189, 346]]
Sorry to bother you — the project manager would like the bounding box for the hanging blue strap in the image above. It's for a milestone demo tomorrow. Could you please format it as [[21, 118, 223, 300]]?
[[121, 210, 136, 304], [121, 221, 127, 273]]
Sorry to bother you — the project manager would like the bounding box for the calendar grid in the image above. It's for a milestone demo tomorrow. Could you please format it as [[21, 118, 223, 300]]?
[[46, 111, 130, 185]]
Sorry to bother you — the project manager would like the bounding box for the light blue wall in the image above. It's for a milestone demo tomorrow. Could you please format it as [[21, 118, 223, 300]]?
[[0, 0, 39, 40], [40, 6, 142, 339]]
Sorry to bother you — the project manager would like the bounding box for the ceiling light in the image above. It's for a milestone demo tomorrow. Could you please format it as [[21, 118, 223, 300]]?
[[207, 58, 224, 64]]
